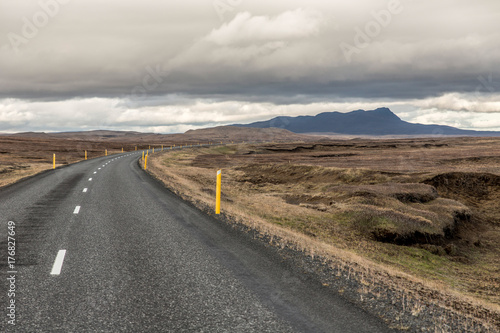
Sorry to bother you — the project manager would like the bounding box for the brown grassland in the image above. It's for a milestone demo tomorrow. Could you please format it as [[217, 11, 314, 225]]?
[[146, 136, 500, 331], [0, 127, 309, 187], [0, 135, 127, 187], [1, 132, 499, 331]]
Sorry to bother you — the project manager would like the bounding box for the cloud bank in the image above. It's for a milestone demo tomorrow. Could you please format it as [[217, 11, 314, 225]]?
[[0, 0, 498, 132]]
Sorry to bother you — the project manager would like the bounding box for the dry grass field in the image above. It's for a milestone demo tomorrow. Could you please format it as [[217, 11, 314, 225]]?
[[0, 127, 303, 188], [2, 132, 499, 330], [147, 137, 500, 331], [0, 135, 128, 187]]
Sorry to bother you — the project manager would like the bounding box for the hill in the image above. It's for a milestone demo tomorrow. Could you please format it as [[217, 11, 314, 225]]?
[[234, 108, 500, 136], [1, 127, 312, 144], [182, 126, 312, 142]]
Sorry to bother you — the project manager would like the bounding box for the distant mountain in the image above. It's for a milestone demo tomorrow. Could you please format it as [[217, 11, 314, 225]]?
[[53, 130, 146, 137], [233, 108, 500, 136], [183, 126, 311, 142]]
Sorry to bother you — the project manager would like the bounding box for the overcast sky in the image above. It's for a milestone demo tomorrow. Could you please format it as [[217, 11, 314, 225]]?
[[1, 0, 499, 133]]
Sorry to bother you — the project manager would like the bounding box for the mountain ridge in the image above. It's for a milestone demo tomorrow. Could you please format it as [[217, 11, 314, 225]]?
[[232, 108, 500, 136]]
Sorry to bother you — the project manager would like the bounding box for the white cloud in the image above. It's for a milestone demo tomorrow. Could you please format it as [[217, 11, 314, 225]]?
[[205, 9, 323, 46], [404, 109, 500, 131], [1, 93, 499, 133], [411, 93, 500, 113]]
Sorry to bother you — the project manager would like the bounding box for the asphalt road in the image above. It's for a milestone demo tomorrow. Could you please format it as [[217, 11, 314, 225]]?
[[0, 151, 395, 332]]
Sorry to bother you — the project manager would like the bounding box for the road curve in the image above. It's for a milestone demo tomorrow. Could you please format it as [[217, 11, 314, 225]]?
[[0, 151, 395, 332]]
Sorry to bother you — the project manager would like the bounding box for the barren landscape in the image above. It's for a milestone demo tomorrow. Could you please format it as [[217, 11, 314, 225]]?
[[146, 136, 500, 331], [2, 132, 500, 331], [4, 1, 500, 331], [0, 127, 307, 188]]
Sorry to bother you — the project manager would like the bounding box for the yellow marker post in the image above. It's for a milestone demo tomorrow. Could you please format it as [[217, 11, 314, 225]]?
[[53, 154, 56, 169], [122, 148, 124, 153], [142, 151, 144, 161], [135, 146, 137, 151], [105, 149, 107, 156], [144, 154, 148, 170], [85, 150, 87, 160], [215, 170, 221, 214], [149, 145, 150, 149], [161, 145, 163, 151]]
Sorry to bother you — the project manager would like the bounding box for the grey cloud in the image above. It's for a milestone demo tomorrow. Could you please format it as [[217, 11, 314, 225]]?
[[0, 0, 499, 133], [1, 0, 499, 102]]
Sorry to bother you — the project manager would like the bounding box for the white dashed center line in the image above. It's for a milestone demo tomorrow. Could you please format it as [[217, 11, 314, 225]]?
[[88, 178, 92, 181], [83, 188, 88, 193], [98, 168, 101, 170], [50, 250, 67, 275], [94, 171, 97, 174], [73, 206, 81, 214]]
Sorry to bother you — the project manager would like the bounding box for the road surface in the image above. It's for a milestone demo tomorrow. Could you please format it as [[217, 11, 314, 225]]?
[[0, 151, 395, 332]]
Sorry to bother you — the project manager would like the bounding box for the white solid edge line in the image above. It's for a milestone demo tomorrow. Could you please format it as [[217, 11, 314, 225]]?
[[83, 188, 88, 192], [50, 250, 67, 275], [73, 206, 81, 214]]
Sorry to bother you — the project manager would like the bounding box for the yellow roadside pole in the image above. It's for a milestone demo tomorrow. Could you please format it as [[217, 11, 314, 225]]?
[[53, 154, 56, 169], [135, 146, 137, 151], [105, 149, 108, 156], [122, 148, 124, 152], [144, 154, 148, 170], [162, 145, 163, 151], [215, 170, 221, 214], [149, 145, 151, 149], [85, 150, 87, 160]]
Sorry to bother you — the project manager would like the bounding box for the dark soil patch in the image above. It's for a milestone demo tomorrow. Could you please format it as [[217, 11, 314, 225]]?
[[424, 172, 500, 200]]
